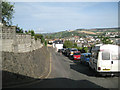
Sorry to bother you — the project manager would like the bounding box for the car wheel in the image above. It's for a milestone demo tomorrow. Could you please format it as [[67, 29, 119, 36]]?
[[80, 60, 82, 64], [89, 66, 92, 70], [95, 72, 100, 77]]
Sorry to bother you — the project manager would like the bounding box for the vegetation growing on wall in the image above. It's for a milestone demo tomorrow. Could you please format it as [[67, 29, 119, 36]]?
[[16, 25, 24, 33]]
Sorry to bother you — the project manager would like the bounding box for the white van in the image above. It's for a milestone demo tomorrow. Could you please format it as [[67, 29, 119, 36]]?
[[89, 44, 120, 76]]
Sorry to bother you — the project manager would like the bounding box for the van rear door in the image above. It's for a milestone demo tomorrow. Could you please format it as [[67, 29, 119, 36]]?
[[101, 51, 112, 71], [111, 52, 120, 72]]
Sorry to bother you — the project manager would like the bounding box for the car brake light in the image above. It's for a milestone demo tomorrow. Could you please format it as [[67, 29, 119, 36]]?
[[98, 67, 101, 70]]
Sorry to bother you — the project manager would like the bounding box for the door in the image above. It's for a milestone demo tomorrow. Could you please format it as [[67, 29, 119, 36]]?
[[111, 52, 120, 72], [101, 51, 112, 71]]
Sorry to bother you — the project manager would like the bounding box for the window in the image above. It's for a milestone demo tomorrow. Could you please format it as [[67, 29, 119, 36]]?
[[111, 53, 120, 60], [72, 49, 78, 51], [81, 55, 84, 57], [74, 53, 80, 55], [95, 53, 98, 59], [86, 54, 91, 58], [91, 52, 98, 59], [102, 52, 110, 60]]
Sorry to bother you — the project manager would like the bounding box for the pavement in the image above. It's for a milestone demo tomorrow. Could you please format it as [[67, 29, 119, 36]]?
[[10, 47, 119, 89]]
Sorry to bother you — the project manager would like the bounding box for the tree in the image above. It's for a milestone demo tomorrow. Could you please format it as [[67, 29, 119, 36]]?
[[49, 36, 53, 39], [101, 37, 113, 44], [83, 47, 88, 53], [45, 35, 49, 39], [35, 34, 43, 39], [44, 40, 47, 46], [25, 30, 28, 34], [41, 37, 45, 43], [31, 30, 35, 36], [34, 35, 37, 40], [73, 43, 77, 48], [59, 37, 62, 39], [35, 34, 45, 43], [2, 1, 15, 26], [63, 40, 74, 48], [28, 30, 31, 34]]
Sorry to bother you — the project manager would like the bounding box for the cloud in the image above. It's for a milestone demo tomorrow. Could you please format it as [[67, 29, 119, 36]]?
[[35, 28, 47, 33]]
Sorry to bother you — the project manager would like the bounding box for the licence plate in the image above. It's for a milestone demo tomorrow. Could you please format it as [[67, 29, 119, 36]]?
[[103, 69, 110, 71]]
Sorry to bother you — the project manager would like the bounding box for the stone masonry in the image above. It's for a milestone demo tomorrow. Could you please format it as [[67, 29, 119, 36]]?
[[1, 26, 43, 53], [1, 25, 50, 88]]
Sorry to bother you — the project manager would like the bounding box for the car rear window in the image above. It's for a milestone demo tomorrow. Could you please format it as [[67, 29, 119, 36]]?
[[86, 54, 91, 58], [74, 53, 80, 55], [102, 52, 110, 60], [72, 49, 78, 51]]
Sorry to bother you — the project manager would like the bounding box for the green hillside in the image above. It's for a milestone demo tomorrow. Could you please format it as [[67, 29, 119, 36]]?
[[44, 28, 118, 39]]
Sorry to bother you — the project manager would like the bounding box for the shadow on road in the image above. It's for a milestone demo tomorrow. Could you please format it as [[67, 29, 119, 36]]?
[[70, 62, 96, 77], [70, 61, 118, 78], [2, 70, 109, 89], [35, 78, 108, 88], [2, 70, 38, 88]]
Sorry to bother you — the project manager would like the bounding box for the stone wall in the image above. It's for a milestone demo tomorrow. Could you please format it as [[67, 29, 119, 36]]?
[[1, 26, 49, 87], [1, 26, 43, 53], [2, 46, 50, 87]]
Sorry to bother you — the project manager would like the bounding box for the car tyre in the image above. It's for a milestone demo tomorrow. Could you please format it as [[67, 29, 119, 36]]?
[[80, 60, 82, 64]]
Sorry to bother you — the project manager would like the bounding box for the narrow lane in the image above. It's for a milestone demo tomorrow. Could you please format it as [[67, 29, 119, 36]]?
[[21, 47, 119, 88]]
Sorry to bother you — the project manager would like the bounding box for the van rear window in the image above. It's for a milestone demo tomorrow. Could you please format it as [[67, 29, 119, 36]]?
[[111, 53, 120, 60], [102, 52, 110, 60]]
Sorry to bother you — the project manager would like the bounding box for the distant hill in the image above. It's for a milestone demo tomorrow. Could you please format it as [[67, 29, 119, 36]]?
[[44, 27, 118, 39]]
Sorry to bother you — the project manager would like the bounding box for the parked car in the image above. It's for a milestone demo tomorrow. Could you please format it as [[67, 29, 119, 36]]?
[[73, 51, 81, 60], [66, 48, 78, 57], [64, 48, 68, 56], [58, 49, 63, 53], [89, 44, 120, 76], [62, 48, 66, 54], [80, 53, 91, 65]]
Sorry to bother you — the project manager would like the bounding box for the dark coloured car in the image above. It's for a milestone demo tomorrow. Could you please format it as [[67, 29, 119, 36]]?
[[66, 48, 78, 57], [58, 49, 64, 53], [64, 48, 68, 56], [61, 48, 66, 54]]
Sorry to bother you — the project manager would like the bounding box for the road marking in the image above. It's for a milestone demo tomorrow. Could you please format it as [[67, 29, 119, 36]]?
[[5, 52, 52, 88]]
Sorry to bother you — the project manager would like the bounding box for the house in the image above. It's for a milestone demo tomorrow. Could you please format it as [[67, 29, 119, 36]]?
[[74, 36, 80, 39]]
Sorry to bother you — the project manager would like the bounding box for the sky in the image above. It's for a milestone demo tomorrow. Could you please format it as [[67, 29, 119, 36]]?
[[12, 2, 118, 33]]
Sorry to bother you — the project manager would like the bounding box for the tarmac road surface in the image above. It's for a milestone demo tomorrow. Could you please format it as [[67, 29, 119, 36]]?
[[17, 47, 119, 89]]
